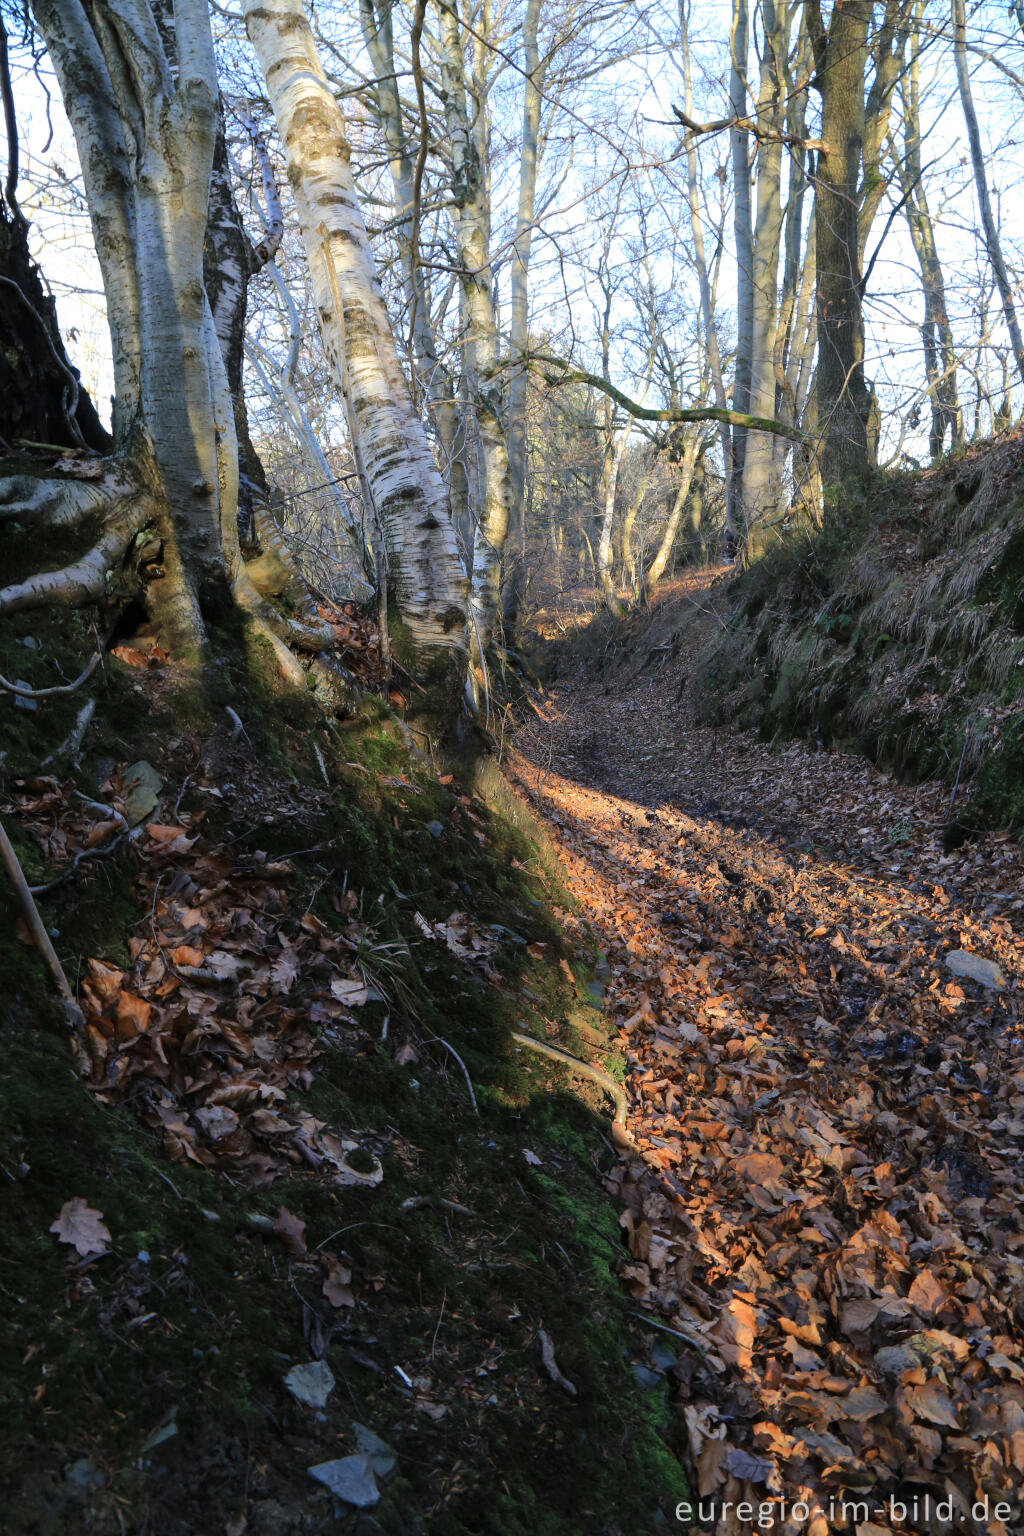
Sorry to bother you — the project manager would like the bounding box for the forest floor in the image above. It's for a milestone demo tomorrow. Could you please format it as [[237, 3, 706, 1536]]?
[[510, 573, 1024, 1535]]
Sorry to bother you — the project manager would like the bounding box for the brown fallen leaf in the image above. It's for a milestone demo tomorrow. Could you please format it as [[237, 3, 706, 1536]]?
[[273, 1205, 307, 1256], [322, 1255, 354, 1308], [49, 1198, 111, 1258]]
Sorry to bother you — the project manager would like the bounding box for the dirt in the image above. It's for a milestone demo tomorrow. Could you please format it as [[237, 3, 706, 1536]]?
[[510, 599, 1024, 1533]]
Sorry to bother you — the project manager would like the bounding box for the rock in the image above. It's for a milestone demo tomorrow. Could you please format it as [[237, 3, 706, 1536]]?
[[945, 949, 1006, 990], [122, 760, 162, 825], [12, 682, 36, 711], [18, 636, 40, 650], [874, 1345, 919, 1378], [630, 1362, 662, 1390], [65, 1458, 103, 1491], [284, 1360, 335, 1409], [352, 1423, 397, 1477], [309, 1454, 380, 1507], [425, 820, 444, 839]]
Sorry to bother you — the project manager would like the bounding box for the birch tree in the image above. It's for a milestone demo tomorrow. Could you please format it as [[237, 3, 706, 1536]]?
[[243, 0, 470, 700], [435, 0, 514, 651], [5, 0, 323, 688]]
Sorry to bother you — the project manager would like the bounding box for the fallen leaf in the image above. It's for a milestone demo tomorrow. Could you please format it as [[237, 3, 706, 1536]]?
[[49, 1198, 111, 1258]]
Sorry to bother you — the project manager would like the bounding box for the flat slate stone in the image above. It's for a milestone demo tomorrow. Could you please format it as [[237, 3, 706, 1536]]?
[[284, 1360, 335, 1408], [309, 1454, 380, 1507], [945, 949, 1007, 990], [352, 1422, 397, 1476]]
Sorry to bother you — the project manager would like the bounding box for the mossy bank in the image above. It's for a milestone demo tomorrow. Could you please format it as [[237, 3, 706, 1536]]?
[[694, 428, 1024, 837], [0, 594, 689, 1532]]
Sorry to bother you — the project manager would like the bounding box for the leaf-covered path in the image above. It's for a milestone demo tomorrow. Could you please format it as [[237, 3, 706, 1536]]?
[[510, 638, 1024, 1535]]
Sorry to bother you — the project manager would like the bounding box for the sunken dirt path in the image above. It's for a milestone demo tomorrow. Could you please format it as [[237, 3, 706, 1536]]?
[[509, 660, 1024, 1536]]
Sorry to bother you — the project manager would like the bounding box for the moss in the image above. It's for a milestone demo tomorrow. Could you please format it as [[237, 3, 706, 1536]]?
[[692, 446, 1024, 834], [0, 636, 689, 1534]]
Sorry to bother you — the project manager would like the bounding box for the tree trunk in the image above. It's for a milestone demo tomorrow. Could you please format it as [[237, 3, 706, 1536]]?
[[596, 419, 630, 616], [951, 0, 1024, 393], [812, 0, 873, 502], [244, 0, 469, 692], [357, 0, 468, 543], [436, 0, 513, 653], [503, 0, 544, 626], [897, 2, 962, 456], [645, 432, 700, 593], [740, 0, 790, 552], [729, 0, 754, 520], [679, 0, 734, 546]]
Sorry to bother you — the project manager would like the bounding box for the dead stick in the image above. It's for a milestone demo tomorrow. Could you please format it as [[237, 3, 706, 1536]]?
[[0, 814, 85, 1027]]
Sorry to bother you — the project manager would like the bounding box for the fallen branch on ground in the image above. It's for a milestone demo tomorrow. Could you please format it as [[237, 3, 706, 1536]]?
[[0, 814, 85, 1027]]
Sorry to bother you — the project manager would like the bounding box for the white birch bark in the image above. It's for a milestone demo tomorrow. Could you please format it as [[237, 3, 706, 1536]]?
[[504, 0, 544, 623], [244, 0, 469, 667], [31, 0, 243, 657], [679, 0, 733, 540], [357, 0, 468, 538], [436, 0, 514, 651], [739, 0, 790, 551], [596, 416, 632, 616], [645, 431, 700, 592]]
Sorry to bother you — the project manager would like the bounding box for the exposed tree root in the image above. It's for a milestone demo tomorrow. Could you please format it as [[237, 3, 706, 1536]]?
[[0, 648, 104, 698], [0, 473, 132, 529], [0, 494, 153, 617]]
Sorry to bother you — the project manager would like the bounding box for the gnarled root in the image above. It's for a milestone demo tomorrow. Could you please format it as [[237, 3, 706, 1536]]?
[[0, 472, 135, 530], [0, 492, 153, 618]]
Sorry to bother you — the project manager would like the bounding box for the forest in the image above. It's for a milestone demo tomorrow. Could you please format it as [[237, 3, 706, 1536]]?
[[2, 0, 1024, 1530]]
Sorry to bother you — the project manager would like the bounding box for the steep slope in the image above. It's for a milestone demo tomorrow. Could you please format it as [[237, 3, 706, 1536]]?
[[0, 585, 688, 1532]]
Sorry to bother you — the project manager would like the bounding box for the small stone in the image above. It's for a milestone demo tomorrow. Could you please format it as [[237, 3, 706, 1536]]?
[[352, 1422, 397, 1476], [65, 1458, 102, 1491], [285, 1360, 335, 1409], [122, 760, 163, 826], [874, 1344, 919, 1378], [630, 1362, 662, 1390], [945, 949, 1007, 990], [12, 682, 36, 711], [18, 636, 40, 650], [309, 1454, 380, 1507], [425, 820, 444, 839]]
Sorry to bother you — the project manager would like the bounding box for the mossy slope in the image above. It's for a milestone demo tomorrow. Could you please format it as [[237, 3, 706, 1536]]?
[[0, 611, 688, 1533]]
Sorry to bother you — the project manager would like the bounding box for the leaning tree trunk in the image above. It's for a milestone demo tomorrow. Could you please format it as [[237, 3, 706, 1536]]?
[[503, 0, 544, 627], [644, 431, 700, 593], [436, 0, 514, 654], [244, 0, 468, 702], [951, 0, 1024, 393], [357, 0, 469, 542]]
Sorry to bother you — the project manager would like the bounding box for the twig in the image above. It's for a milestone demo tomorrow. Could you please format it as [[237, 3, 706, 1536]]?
[[425, 1036, 480, 1115], [173, 774, 192, 819], [29, 828, 127, 895], [42, 698, 95, 767], [511, 1030, 630, 1131], [629, 1310, 719, 1365], [430, 1287, 447, 1361], [0, 646, 104, 699], [0, 813, 84, 1027], [948, 721, 971, 814], [225, 706, 250, 743]]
